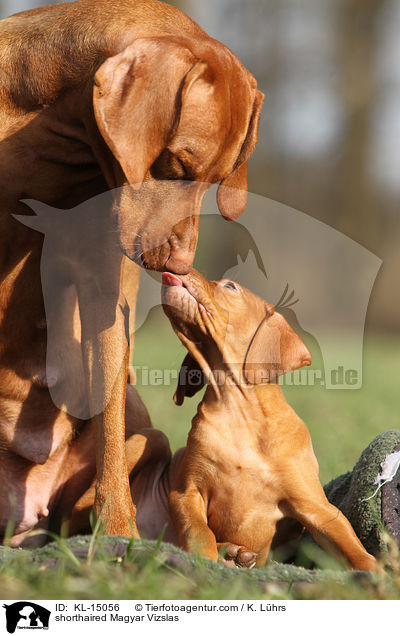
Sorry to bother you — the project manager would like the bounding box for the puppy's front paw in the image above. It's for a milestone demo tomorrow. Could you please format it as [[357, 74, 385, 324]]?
[[217, 543, 257, 568]]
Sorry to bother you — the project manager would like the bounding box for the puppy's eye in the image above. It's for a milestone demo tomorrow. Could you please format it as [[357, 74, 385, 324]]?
[[223, 281, 238, 291]]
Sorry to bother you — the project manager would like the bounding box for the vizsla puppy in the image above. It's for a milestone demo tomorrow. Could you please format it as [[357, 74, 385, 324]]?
[[0, 0, 262, 543], [160, 269, 377, 571]]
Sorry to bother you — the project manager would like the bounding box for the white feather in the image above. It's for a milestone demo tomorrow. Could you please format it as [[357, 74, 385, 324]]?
[[374, 450, 400, 485], [360, 450, 400, 503]]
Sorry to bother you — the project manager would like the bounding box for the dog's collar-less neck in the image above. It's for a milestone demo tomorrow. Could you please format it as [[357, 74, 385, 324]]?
[[195, 378, 297, 435], [242, 311, 270, 385]]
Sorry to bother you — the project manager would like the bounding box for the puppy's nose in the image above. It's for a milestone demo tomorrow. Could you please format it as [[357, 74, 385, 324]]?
[[162, 273, 183, 287]]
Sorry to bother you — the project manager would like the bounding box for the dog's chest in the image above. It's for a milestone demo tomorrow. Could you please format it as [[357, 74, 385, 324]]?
[[0, 107, 100, 205], [206, 463, 284, 551], [196, 430, 285, 551], [208, 497, 284, 557]]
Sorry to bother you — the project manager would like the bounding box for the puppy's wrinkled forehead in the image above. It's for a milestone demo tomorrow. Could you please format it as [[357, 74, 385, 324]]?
[[212, 278, 272, 321]]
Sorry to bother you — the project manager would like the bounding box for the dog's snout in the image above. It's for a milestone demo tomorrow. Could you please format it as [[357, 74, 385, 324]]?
[[298, 342, 312, 368], [302, 351, 312, 366], [164, 254, 193, 275], [164, 213, 201, 274]]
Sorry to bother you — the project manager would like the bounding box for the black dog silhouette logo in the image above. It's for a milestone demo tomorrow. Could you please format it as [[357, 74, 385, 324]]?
[[3, 603, 50, 633]]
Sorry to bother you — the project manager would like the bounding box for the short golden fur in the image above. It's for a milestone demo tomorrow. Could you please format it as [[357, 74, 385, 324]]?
[[161, 269, 377, 571]]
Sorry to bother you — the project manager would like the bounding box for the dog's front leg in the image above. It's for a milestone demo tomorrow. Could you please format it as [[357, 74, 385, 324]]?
[[77, 264, 138, 537], [169, 489, 218, 561], [302, 503, 377, 571], [285, 487, 377, 571]]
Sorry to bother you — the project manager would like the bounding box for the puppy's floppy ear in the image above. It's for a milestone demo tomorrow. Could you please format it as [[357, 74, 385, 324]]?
[[243, 309, 311, 384], [174, 353, 206, 406], [217, 90, 264, 221], [93, 37, 205, 189]]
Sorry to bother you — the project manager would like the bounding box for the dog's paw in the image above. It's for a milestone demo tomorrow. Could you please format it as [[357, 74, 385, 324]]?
[[217, 543, 257, 568]]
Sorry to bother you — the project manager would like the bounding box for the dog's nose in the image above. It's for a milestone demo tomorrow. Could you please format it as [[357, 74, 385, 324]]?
[[164, 255, 193, 275], [300, 347, 312, 367]]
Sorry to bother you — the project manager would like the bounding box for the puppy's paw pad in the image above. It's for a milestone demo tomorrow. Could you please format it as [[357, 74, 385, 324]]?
[[218, 543, 257, 568], [234, 548, 257, 568]]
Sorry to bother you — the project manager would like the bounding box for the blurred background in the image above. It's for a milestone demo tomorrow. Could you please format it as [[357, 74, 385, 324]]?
[[2, 0, 400, 482]]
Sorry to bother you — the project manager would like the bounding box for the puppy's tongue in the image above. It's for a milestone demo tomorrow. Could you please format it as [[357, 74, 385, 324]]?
[[162, 272, 183, 287]]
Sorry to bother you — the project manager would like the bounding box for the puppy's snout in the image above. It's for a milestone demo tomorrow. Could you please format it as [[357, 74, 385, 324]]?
[[162, 272, 184, 287]]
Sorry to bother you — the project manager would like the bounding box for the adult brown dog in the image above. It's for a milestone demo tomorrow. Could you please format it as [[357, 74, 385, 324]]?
[[160, 269, 376, 571], [0, 0, 263, 543]]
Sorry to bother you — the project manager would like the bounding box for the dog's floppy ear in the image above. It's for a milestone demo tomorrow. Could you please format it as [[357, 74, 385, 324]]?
[[217, 90, 263, 221], [243, 309, 311, 384], [174, 353, 206, 406], [93, 37, 205, 189]]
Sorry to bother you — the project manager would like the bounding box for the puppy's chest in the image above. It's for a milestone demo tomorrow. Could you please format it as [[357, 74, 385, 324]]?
[[206, 466, 284, 553], [193, 430, 284, 548], [196, 427, 273, 488]]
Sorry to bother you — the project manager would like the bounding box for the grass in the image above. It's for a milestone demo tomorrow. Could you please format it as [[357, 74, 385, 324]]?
[[1, 534, 400, 600], [1, 310, 400, 600]]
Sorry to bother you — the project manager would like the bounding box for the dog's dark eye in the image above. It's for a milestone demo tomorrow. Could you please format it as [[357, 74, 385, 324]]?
[[174, 156, 191, 180], [223, 281, 238, 291], [151, 150, 190, 181]]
